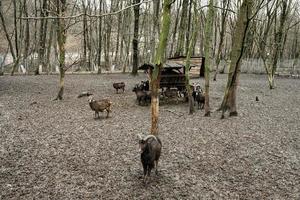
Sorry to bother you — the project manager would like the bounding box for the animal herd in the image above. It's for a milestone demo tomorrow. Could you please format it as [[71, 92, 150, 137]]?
[[85, 80, 204, 184]]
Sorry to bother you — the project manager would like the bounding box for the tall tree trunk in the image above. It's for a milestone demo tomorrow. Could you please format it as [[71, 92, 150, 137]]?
[[169, 0, 181, 58], [185, 0, 192, 55], [35, 0, 47, 75], [104, 16, 112, 70], [23, 0, 30, 72], [269, 0, 289, 89], [55, 0, 67, 100], [150, 0, 172, 135], [122, 6, 132, 73], [150, 0, 160, 61], [203, 0, 215, 117], [46, 19, 54, 74], [213, 0, 229, 81], [220, 0, 254, 118], [114, 1, 122, 65], [185, 0, 199, 114], [87, 1, 93, 71], [97, 0, 103, 74], [82, 0, 88, 71], [0, 1, 17, 73], [174, 0, 188, 57], [11, 0, 20, 75], [132, 0, 141, 76]]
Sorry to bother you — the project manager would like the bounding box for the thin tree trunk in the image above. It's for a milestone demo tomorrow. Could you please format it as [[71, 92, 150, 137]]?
[[23, 0, 30, 72], [203, 0, 215, 117], [213, 0, 229, 81], [185, 0, 192, 55], [104, 16, 112, 70], [35, 0, 47, 75], [270, 0, 289, 89], [169, 0, 181, 58], [114, 1, 122, 65], [132, 0, 141, 75], [150, 0, 160, 62], [174, 0, 188, 57], [185, 0, 199, 114], [0, 1, 17, 70], [55, 0, 67, 100], [11, 0, 20, 75], [82, 0, 88, 71], [97, 0, 103, 74], [46, 19, 54, 74]]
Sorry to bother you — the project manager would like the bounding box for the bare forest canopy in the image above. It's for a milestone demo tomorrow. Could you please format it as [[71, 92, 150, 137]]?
[[0, 0, 298, 76]]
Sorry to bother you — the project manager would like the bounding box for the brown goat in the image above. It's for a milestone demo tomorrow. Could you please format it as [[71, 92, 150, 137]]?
[[113, 82, 125, 93], [88, 96, 112, 118]]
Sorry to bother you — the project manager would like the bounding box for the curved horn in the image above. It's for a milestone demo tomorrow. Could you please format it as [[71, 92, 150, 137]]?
[[138, 134, 143, 140], [143, 134, 157, 141]]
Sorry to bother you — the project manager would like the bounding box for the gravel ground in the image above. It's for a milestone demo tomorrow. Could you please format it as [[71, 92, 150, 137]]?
[[0, 74, 299, 199]]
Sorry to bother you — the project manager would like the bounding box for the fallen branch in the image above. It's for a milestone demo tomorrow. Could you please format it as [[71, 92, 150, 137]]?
[[164, 109, 184, 117]]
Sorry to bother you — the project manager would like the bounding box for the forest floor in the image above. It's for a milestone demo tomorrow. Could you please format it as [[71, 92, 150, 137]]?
[[0, 73, 299, 199]]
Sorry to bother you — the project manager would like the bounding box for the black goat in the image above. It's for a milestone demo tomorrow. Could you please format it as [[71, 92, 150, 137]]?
[[138, 134, 162, 183], [194, 90, 205, 109], [140, 80, 150, 91], [133, 86, 151, 105]]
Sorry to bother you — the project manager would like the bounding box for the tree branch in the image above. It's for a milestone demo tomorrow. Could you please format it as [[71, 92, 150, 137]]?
[[20, 0, 153, 20]]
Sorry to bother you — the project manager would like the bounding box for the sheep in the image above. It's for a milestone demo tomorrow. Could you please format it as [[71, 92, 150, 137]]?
[[88, 96, 112, 118], [138, 134, 162, 183], [113, 82, 125, 93]]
